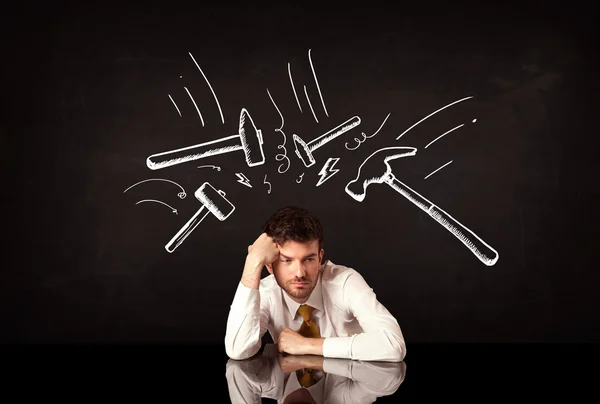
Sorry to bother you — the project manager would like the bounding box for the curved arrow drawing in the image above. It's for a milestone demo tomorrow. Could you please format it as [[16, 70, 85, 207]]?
[[124, 178, 187, 199], [135, 199, 178, 214], [197, 165, 221, 171]]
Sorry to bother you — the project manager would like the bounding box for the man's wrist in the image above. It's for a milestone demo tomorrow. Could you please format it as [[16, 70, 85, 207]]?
[[307, 337, 325, 356], [241, 257, 264, 290]]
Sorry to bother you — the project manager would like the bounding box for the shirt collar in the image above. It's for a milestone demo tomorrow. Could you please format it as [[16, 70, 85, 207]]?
[[282, 261, 326, 319]]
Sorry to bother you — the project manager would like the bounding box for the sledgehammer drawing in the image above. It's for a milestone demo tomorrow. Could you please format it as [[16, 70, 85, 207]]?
[[165, 182, 235, 253], [146, 108, 265, 170], [345, 146, 499, 266]]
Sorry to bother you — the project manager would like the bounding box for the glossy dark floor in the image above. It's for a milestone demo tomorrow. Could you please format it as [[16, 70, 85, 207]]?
[[3, 343, 598, 401]]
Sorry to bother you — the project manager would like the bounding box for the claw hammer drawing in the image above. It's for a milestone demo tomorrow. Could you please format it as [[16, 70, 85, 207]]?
[[345, 147, 499, 266]]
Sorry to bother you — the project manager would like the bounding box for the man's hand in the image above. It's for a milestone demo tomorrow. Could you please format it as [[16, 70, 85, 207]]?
[[277, 354, 325, 373], [241, 233, 280, 290], [277, 328, 324, 356], [246, 232, 280, 266]]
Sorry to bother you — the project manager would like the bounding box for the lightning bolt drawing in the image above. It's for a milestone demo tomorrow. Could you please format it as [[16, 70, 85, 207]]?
[[235, 172, 252, 188], [316, 157, 340, 187]]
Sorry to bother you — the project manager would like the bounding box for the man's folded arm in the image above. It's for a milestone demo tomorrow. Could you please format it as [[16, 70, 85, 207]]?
[[225, 281, 270, 360], [322, 272, 407, 362]]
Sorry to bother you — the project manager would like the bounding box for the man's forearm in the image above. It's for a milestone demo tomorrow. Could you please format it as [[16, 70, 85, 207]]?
[[241, 257, 263, 290], [321, 332, 405, 362], [225, 281, 264, 360]]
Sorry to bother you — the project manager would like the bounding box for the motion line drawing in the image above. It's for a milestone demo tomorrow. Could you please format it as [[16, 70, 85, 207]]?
[[184, 86, 205, 126], [424, 160, 453, 179], [424, 118, 476, 149], [266, 89, 291, 174], [396, 96, 473, 140], [188, 52, 224, 124], [287, 49, 328, 119], [168, 94, 182, 117], [165, 182, 235, 253], [345, 146, 499, 266], [288, 63, 303, 113], [346, 113, 391, 150], [293, 116, 361, 168], [308, 48, 329, 118], [304, 85, 319, 123], [146, 108, 265, 170], [123, 178, 187, 199], [135, 199, 178, 214], [197, 164, 221, 171], [425, 124, 463, 149]]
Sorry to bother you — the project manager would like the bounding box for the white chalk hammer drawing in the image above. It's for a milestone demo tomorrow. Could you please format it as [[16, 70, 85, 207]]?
[[345, 146, 499, 266], [165, 182, 235, 253], [146, 108, 265, 170], [293, 116, 361, 168]]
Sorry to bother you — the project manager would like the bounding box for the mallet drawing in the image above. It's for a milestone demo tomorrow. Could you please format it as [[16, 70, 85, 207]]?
[[165, 182, 235, 253], [345, 146, 499, 266], [293, 116, 361, 167], [147, 108, 265, 170]]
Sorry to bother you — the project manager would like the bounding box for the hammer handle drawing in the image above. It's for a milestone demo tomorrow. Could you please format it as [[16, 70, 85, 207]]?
[[307, 116, 361, 151], [148, 135, 242, 170], [165, 206, 210, 253], [385, 172, 499, 266]]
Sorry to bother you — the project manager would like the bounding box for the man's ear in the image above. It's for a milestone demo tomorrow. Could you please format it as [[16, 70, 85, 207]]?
[[266, 264, 273, 274], [319, 249, 324, 263]]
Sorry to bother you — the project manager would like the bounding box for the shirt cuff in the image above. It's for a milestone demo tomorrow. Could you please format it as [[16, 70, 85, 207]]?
[[231, 281, 260, 313], [322, 335, 356, 359]]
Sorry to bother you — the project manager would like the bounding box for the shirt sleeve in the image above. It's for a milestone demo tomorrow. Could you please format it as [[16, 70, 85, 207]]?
[[322, 271, 407, 362], [224, 281, 270, 360]]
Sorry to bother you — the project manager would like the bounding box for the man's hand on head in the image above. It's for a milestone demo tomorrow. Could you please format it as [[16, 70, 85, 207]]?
[[241, 233, 280, 290], [247, 232, 280, 267], [277, 328, 325, 356]]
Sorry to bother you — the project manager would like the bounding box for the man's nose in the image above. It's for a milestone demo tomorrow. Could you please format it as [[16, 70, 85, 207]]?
[[294, 261, 306, 277]]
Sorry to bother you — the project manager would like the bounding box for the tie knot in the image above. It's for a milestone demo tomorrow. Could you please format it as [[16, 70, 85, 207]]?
[[297, 304, 314, 321]]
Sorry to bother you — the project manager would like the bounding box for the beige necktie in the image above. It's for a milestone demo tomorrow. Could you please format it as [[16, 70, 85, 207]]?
[[297, 304, 320, 338]]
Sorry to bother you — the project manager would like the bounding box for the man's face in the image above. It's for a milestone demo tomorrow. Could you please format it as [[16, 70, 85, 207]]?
[[266, 239, 324, 303]]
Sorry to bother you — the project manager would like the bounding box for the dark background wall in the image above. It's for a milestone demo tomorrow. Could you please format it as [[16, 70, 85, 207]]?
[[3, 2, 598, 344]]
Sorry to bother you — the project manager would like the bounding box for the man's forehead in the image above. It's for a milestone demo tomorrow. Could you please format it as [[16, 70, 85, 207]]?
[[278, 239, 320, 255]]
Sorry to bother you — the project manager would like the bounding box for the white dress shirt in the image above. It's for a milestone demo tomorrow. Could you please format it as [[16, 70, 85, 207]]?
[[225, 260, 407, 362]]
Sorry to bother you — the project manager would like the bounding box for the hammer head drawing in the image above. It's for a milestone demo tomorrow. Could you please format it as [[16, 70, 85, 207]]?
[[239, 108, 265, 167], [345, 147, 417, 202], [293, 134, 314, 167], [195, 182, 235, 221]]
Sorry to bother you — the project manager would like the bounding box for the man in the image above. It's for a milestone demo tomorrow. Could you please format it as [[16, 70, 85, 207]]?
[[225, 205, 406, 362], [225, 343, 407, 403]]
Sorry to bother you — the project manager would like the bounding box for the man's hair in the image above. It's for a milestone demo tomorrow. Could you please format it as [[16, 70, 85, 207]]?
[[261, 206, 324, 250]]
